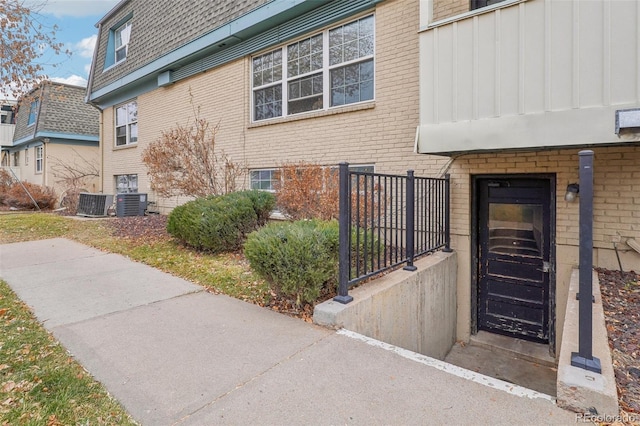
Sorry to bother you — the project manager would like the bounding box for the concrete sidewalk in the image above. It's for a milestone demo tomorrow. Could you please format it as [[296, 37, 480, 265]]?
[[0, 238, 576, 425]]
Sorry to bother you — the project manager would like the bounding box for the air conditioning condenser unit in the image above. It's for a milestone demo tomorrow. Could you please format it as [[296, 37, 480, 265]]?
[[77, 193, 114, 217], [116, 193, 147, 217]]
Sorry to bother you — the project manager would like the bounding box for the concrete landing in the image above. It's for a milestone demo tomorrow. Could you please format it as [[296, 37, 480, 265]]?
[[445, 332, 557, 396]]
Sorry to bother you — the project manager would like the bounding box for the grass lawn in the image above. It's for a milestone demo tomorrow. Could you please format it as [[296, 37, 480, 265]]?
[[0, 212, 273, 424], [0, 279, 136, 425]]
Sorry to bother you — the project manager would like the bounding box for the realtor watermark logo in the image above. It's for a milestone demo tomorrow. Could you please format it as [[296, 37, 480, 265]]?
[[576, 412, 640, 424]]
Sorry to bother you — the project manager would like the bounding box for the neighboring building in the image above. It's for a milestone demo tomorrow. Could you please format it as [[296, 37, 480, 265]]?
[[0, 100, 17, 169], [417, 0, 640, 354], [86, 0, 447, 210], [7, 82, 100, 196]]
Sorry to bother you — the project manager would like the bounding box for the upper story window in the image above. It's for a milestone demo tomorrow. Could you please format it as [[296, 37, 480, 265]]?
[[35, 146, 43, 173], [27, 100, 39, 126], [115, 21, 132, 63], [115, 100, 138, 146], [252, 14, 375, 122], [1, 105, 15, 124], [470, 0, 506, 10], [432, 0, 509, 22]]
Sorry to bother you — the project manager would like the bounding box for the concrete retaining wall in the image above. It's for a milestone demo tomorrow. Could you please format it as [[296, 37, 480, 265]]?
[[313, 251, 457, 360], [556, 269, 618, 416]]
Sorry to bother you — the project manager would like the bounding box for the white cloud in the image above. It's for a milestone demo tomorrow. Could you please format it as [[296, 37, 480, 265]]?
[[84, 63, 93, 75], [38, 0, 120, 18], [76, 35, 97, 58], [51, 75, 88, 87]]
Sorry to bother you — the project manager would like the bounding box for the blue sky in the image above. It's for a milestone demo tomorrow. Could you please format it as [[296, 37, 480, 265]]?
[[31, 0, 120, 87]]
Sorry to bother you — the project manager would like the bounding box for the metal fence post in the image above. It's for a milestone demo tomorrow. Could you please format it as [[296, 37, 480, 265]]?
[[571, 150, 601, 373], [443, 174, 452, 252], [334, 162, 354, 304], [404, 170, 417, 271]]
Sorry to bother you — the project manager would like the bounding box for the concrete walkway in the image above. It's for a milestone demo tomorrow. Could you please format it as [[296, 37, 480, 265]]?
[[0, 238, 577, 425]]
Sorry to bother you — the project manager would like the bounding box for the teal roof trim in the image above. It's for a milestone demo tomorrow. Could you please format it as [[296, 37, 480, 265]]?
[[12, 131, 99, 147], [90, 0, 382, 108]]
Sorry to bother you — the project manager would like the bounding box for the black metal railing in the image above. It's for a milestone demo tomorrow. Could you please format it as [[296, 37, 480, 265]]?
[[334, 163, 451, 304]]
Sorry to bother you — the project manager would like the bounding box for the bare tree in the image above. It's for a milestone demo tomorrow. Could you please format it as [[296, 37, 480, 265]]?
[[141, 93, 245, 198], [50, 150, 100, 213], [1, 0, 71, 100]]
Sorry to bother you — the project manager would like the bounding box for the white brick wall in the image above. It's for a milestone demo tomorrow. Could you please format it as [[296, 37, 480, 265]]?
[[101, 0, 449, 212]]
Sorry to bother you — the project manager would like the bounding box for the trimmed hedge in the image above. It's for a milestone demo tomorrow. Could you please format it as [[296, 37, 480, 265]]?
[[244, 219, 339, 306], [167, 190, 275, 252]]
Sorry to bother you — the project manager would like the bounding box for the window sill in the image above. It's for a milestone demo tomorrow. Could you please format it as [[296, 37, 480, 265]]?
[[248, 101, 375, 129], [113, 143, 137, 151], [422, 0, 529, 31]]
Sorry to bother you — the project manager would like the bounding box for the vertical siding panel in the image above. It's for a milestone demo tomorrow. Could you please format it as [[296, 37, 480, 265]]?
[[452, 22, 458, 122], [494, 9, 501, 117], [473, 16, 479, 120], [438, 25, 454, 123], [433, 28, 440, 123], [477, 13, 496, 119], [579, 0, 604, 108], [572, 0, 580, 108], [420, 32, 435, 124], [549, 0, 572, 111], [602, 0, 610, 107], [523, 0, 545, 114], [608, 1, 640, 105], [456, 20, 474, 121], [499, 6, 519, 116], [518, 2, 525, 114], [609, 0, 637, 105], [544, 0, 551, 111]]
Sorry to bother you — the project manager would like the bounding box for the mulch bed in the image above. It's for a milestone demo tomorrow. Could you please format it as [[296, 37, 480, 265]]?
[[107, 214, 169, 240], [597, 267, 640, 415]]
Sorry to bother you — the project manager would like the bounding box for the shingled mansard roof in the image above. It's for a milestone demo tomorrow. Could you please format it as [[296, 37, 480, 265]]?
[[13, 82, 99, 147]]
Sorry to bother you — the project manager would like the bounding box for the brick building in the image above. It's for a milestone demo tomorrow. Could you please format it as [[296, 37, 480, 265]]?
[[4, 82, 100, 196], [86, 0, 445, 210]]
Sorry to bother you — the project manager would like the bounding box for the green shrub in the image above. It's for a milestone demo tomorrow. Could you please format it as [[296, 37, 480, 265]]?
[[225, 190, 275, 226], [244, 219, 339, 306], [167, 190, 274, 252]]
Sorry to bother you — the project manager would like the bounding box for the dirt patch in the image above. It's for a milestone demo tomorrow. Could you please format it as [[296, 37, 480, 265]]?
[[597, 268, 640, 415]]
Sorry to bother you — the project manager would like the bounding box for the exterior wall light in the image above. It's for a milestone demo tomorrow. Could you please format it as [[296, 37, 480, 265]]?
[[565, 183, 580, 202]]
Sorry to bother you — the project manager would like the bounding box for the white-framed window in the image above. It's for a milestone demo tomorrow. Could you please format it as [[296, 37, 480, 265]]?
[[24, 147, 28, 166], [115, 21, 132, 63], [27, 100, 39, 126], [12, 151, 19, 167], [115, 174, 138, 193], [115, 100, 138, 146], [251, 14, 375, 122], [35, 146, 43, 173], [250, 164, 375, 192], [250, 169, 278, 192]]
